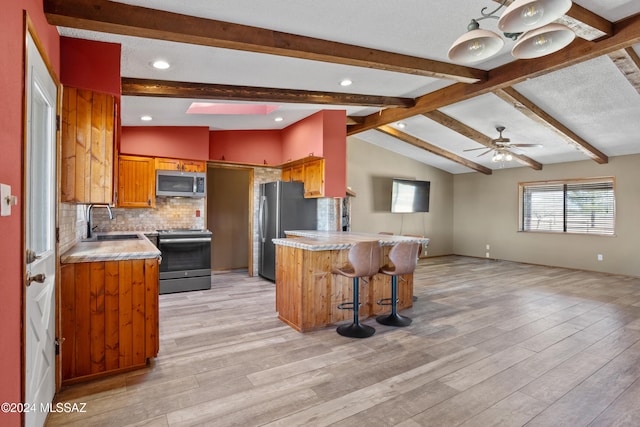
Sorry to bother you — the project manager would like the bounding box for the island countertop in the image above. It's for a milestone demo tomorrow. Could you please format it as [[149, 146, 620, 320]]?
[[273, 230, 429, 251], [60, 232, 161, 264]]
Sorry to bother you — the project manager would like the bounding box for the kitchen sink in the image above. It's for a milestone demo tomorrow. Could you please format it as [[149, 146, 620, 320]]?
[[84, 233, 141, 242]]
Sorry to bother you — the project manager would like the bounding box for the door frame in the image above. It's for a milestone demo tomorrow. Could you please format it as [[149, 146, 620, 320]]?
[[206, 163, 254, 276], [22, 13, 63, 410]]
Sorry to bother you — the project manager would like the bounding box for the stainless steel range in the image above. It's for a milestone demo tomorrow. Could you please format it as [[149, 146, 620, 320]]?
[[157, 229, 212, 294]]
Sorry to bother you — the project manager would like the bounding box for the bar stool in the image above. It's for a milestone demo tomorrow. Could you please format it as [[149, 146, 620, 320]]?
[[332, 241, 381, 338], [376, 241, 421, 327]]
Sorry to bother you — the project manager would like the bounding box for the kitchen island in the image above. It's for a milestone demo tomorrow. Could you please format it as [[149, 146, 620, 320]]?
[[273, 231, 429, 332], [60, 232, 161, 384]]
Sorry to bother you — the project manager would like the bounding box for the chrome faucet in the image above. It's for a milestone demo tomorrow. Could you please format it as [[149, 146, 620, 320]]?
[[87, 204, 114, 238]]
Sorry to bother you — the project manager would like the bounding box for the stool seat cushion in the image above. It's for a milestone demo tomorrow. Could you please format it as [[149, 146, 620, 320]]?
[[332, 241, 381, 278], [379, 241, 420, 276]]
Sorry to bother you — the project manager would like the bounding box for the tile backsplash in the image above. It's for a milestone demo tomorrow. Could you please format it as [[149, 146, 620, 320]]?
[[91, 197, 205, 232]]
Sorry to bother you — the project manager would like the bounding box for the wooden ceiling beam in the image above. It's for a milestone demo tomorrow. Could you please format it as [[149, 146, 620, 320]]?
[[423, 110, 542, 170], [348, 14, 640, 135], [493, 87, 608, 164], [376, 125, 493, 175], [44, 0, 486, 84], [121, 78, 416, 108], [608, 47, 640, 95]]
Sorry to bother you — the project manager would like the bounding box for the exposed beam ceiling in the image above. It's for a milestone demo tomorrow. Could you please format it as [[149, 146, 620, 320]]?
[[376, 125, 493, 175], [608, 47, 640, 95], [347, 14, 640, 135], [121, 78, 416, 108], [422, 110, 542, 170], [493, 87, 609, 164], [44, 0, 486, 84]]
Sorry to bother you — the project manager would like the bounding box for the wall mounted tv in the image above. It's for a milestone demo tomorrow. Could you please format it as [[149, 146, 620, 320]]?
[[391, 178, 430, 213]]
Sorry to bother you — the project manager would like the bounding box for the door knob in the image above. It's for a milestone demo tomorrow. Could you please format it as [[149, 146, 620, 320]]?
[[27, 273, 46, 286]]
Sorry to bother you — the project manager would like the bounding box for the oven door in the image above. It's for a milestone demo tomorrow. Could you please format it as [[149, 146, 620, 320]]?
[[159, 237, 211, 274]]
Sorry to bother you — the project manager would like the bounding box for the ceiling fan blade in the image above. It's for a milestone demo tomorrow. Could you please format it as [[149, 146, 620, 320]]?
[[477, 148, 493, 157], [463, 147, 491, 152], [511, 144, 543, 148]]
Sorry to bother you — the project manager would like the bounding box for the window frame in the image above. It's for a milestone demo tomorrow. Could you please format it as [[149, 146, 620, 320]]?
[[518, 177, 616, 236]]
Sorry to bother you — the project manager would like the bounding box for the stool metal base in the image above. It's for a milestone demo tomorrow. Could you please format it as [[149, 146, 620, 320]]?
[[376, 313, 412, 327], [337, 322, 376, 338]]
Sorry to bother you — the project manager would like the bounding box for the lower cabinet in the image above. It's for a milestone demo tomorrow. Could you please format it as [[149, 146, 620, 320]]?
[[60, 258, 159, 384]]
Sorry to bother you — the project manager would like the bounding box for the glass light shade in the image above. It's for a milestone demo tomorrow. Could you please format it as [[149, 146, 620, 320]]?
[[448, 29, 504, 64], [505, 153, 513, 161], [498, 0, 572, 34], [512, 24, 575, 59]]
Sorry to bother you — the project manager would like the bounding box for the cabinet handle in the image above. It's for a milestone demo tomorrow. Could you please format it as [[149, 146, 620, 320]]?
[[147, 199, 151, 206]]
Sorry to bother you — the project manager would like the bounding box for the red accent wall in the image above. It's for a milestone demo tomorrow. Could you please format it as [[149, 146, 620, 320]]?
[[1, 3, 60, 427], [320, 110, 347, 198], [209, 130, 282, 165], [121, 127, 210, 160], [60, 37, 121, 97], [281, 112, 324, 161]]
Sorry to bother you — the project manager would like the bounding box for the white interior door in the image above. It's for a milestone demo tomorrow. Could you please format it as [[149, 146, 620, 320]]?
[[25, 32, 58, 427]]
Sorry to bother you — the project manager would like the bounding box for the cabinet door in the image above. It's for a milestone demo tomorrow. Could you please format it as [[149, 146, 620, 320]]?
[[117, 156, 155, 208], [290, 164, 304, 182], [281, 167, 292, 181], [304, 159, 325, 197], [182, 160, 206, 172], [61, 87, 115, 203], [155, 158, 182, 171]]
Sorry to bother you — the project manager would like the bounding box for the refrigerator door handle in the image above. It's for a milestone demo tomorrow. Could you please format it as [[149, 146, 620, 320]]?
[[259, 195, 267, 243]]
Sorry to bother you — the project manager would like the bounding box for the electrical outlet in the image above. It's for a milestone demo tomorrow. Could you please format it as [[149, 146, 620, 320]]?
[[485, 252, 490, 258], [597, 254, 603, 261], [486, 244, 490, 250]]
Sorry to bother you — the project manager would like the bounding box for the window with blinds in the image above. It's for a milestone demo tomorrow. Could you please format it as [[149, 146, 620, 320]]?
[[519, 178, 615, 235]]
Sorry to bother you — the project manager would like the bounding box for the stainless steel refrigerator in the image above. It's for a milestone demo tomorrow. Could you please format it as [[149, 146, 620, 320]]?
[[259, 181, 317, 281]]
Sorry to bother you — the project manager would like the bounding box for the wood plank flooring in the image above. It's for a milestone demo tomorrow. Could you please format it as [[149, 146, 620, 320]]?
[[47, 256, 640, 426]]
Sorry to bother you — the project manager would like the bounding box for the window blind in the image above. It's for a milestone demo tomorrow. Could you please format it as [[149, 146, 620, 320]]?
[[520, 178, 615, 235]]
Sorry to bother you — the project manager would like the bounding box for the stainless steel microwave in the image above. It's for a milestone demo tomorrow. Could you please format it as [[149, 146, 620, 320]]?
[[156, 170, 206, 197]]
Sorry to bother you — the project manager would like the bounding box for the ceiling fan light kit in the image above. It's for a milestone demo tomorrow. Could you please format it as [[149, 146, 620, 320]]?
[[448, 0, 574, 64]]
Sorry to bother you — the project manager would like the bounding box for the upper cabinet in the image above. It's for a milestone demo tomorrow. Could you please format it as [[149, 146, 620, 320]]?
[[117, 155, 155, 208], [155, 158, 206, 172], [61, 87, 115, 204], [281, 157, 325, 198]]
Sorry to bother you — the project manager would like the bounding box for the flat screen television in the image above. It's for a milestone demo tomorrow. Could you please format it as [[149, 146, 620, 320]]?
[[391, 178, 430, 213]]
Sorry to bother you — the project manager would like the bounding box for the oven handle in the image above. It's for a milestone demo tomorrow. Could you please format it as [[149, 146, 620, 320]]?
[[159, 237, 212, 244]]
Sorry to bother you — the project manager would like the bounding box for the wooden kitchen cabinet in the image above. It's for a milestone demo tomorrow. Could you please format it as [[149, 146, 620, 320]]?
[[155, 157, 206, 172], [117, 155, 156, 208], [303, 158, 324, 198], [60, 258, 159, 384], [61, 87, 115, 204], [280, 156, 325, 198]]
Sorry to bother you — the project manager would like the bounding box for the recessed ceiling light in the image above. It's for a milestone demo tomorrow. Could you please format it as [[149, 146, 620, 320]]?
[[340, 79, 352, 87], [397, 122, 406, 129], [140, 115, 153, 121], [152, 60, 170, 70], [274, 117, 284, 122]]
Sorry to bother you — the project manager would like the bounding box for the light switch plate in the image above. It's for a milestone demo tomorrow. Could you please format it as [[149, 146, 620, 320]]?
[[1, 183, 12, 216]]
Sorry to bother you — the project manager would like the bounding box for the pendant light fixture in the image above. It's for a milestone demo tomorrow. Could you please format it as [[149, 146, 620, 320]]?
[[448, 0, 574, 64]]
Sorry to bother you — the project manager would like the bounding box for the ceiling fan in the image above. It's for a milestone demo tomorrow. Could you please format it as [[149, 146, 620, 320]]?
[[464, 126, 543, 161]]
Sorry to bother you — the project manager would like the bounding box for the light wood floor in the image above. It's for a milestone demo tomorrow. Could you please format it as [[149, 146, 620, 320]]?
[[47, 256, 640, 426]]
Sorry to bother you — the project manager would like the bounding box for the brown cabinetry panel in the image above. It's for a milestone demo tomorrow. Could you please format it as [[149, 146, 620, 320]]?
[[155, 157, 206, 172], [61, 87, 115, 204], [117, 155, 155, 208], [280, 156, 325, 198], [60, 258, 159, 384]]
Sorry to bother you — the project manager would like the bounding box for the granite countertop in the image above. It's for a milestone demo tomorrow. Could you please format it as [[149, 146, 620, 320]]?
[[273, 230, 430, 251], [61, 232, 161, 264]]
